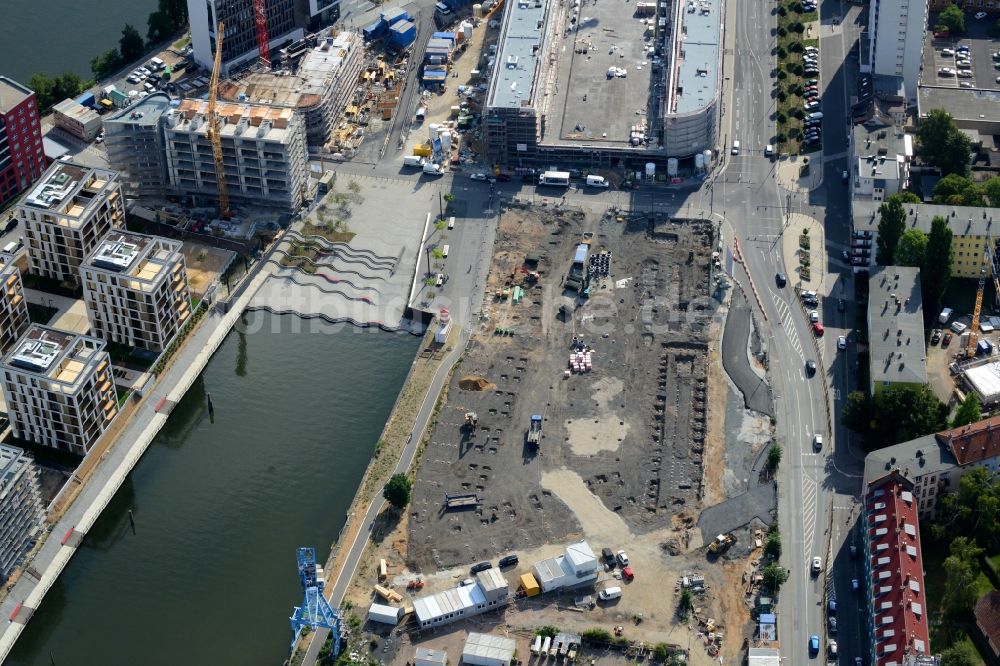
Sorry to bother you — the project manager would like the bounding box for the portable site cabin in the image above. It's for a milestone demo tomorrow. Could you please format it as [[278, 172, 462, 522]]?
[[519, 572, 540, 596], [414, 648, 448, 666], [368, 602, 402, 625]]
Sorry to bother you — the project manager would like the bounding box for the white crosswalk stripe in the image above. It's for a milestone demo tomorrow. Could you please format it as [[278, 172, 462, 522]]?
[[772, 296, 804, 360], [801, 475, 818, 555]]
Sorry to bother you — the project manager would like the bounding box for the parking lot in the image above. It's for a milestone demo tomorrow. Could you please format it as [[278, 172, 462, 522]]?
[[923, 14, 1000, 89]]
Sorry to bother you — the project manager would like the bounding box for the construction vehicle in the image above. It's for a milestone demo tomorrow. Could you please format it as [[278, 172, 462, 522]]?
[[207, 21, 231, 219], [254, 0, 270, 67], [406, 578, 425, 590], [464, 411, 479, 429], [526, 415, 542, 447], [967, 239, 994, 357], [708, 533, 736, 553]]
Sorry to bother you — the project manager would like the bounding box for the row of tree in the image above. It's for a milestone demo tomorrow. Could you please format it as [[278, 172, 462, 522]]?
[[917, 109, 973, 176], [28, 0, 187, 113], [841, 384, 950, 450], [932, 172, 1000, 207], [875, 194, 955, 326]]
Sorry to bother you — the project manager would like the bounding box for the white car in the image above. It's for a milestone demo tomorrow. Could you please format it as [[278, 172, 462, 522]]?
[[813, 434, 823, 451], [939, 67, 954, 76], [976, 11, 988, 18], [617, 550, 629, 567], [942, 48, 955, 56], [810, 310, 819, 322], [837, 335, 847, 350], [812, 556, 823, 574], [470, 173, 489, 181], [960, 81, 974, 88]]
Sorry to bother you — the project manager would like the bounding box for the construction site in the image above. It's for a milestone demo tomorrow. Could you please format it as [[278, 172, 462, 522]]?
[[330, 205, 786, 666]]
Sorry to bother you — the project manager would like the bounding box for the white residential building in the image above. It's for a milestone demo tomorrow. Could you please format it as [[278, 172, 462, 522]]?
[[163, 99, 309, 213], [80, 232, 191, 353], [866, 0, 928, 102], [1, 325, 117, 455], [0, 444, 45, 580], [0, 255, 29, 355], [16, 161, 124, 284]]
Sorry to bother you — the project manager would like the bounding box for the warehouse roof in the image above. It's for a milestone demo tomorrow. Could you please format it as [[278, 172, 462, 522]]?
[[413, 584, 486, 625], [475, 568, 509, 594], [918, 86, 1000, 126], [964, 362, 1000, 405], [463, 633, 516, 663], [672, 0, 722, 114], [487, 0, 548, 109]]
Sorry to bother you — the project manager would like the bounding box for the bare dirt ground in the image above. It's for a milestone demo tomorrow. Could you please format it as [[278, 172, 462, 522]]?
[[180, 242, 232, 297]]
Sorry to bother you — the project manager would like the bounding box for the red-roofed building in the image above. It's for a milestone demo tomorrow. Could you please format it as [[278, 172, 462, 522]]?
[[861, 472, 936, 666], [975, 590, 1000, 659], [942, 414, 1000, 469]]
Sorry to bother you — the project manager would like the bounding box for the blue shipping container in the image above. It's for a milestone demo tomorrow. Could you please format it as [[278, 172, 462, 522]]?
[[75, 92, 96, 108], [381, 8, 410, 26], [363, 19, 387, 40], [389, 21, 417, 48], [432, 32, 457, 42]]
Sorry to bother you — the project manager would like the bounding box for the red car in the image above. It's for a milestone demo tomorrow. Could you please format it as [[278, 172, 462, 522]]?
[[943, 332, 953, 347], [622, 566, 634, 581], [813, 322, 825, 336]]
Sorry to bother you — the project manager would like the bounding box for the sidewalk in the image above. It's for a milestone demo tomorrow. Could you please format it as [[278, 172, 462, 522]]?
[[775, 155, 824, 192], [781, 213, 825, 294], [0, 264, 274, 661]]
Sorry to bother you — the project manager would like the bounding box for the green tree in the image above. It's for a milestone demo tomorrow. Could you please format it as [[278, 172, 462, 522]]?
[[764, 530, 782, 558], [939, 643, 980, 666], [922, 216, 953, 324], [933, 173, 984, 205], [876, 197, 907, 265], [918, 109, 972, 175], [382, 473, 412, 509], [762, 563, 788, 591], [119, 24, 145, 62], [982, 176, 1000, 207], [90, 48, 123, 79], [939, 3, 966, 34], [935, 467, 1000, 544], [893, 191, 921, 203], [767, 443, 782, 473], [678, 588, 693, 618], [894, 228, 928, 267], [952, 393, 982, 428], [841, 391, 874, 435], [871, 384, 948, 447], [147, 10, 176, 44], [29, 72, 89, 112], [943, 536, 984, 616]]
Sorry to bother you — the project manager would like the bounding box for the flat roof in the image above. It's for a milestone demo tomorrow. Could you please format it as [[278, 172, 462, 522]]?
[[964, 362, 1000, 403], [0, 444, 32, 491], [0, 76, 33, 114], [105, 92, 173, 127], [3, 325, 106, 385], [167, 99, 298, 143], [671, 0, 722, 114], [21, 162, 118, 217], [868, 266, 926, 388], [747, 648, 780, 666], [85, 231, 182, 284], [53, 98, 100, 123], [852, 199, 1000, 238], [487, 0, 548, 110], [918, 86, 1000, 124], [412, 584, 486, 624], [463, 633, 516, 663]]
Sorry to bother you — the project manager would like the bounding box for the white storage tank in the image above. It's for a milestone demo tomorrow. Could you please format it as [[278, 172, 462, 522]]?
[[440, 130, 452, 152], [695, 153, 705, 170], [666, 158, 678, 177], [473, 3, 484, 16], [462, 21, 474, 40], [703, 149, 713, 168], [428, 123, 439, 140], [645, 162, 656, 178]]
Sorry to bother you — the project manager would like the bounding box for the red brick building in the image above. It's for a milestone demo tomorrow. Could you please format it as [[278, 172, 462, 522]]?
[[0, 77, 46, 208]]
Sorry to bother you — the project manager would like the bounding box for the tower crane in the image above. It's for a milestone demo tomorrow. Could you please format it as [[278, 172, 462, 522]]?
[[207, 21, 231, 219], [289, 547, 343, 655], [966, 235, 996, 358], [254, 0, 271, 67]]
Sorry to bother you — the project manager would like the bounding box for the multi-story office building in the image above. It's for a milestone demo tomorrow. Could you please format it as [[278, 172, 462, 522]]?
[[0, 77, 47, 208], [81, 232, 191, 352], [1, 325, 117, 455], [103, 93, 173, 199], [866, 0, 928, 102], [189, 0, 304, 75], [0, 255, 29, 356], [0, 444, 45, 580], [164, 99, 309, 212], [867, 266, 926, 396], [15, 161, 124, 285], [859, 472, 935, 666]]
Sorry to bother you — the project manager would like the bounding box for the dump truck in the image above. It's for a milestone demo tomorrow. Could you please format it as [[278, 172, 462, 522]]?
[[708, 533, 736, 553], [526, 415, 542, 447]]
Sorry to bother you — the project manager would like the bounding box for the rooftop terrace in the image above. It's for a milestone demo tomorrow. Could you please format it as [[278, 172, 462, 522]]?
[[84, 232, 181, 285], [166, 100, 298, 143], [21, 162, 119, 221], [4, 325, 106, 387]]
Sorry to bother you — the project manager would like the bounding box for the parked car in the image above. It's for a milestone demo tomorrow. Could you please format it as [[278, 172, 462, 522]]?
[[470, 561, 492, 574], [813, 322, 824, 336], [828, 598, 837, 614], [960, 81, 974, 88], [498, 554, 519, 568], [617, 550, 630, 567], [837, 335, 847, 350], [828, 617, 838, 634], [810, 310, 819, 322], [943, 332, 953, 347], [851, 578, 860, 592], [850, 544, 858, 558], [942, 48, 955, 56], [621, 566, 635, 581], [470, 173, 489, 181], [602, 547, 615, 565], [976, 11, 988, 18], [939, 67, 955, 76], [829, 641, 838, 658], [809, 636, 820, 656]]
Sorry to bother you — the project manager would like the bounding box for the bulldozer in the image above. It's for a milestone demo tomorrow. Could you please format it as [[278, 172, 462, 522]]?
[[708, 533, 736, 554]]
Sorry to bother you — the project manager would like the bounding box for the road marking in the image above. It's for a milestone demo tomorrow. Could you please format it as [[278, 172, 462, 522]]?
[[802, 475, 818, 555], [773, 296, 804, 360]]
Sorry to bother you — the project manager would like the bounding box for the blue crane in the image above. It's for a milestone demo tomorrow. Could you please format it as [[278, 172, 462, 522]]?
[[290, 547, 343, 655]]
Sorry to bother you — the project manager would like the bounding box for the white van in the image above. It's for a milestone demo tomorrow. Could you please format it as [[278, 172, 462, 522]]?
[[764, 144, 774, 157], [447, 216, 456, 229], [403, 155, 426, 168], [436, 1, 452, 12], [586, 174, 609, 188], [599, 586, 622, 601], [731, 140, 740, 155], [442, 244, 450, 258], [436, 273, 445, 287], [1, 242, 16, 254]]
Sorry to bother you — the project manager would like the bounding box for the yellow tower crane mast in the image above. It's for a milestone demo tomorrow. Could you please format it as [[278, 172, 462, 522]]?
[[207, 21, 231, 219], [966, 235, 996, 358]]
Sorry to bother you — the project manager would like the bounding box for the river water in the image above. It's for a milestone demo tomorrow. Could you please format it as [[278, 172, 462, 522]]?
[[6, 312, 420, 666], [0, 0, 159, 84]]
